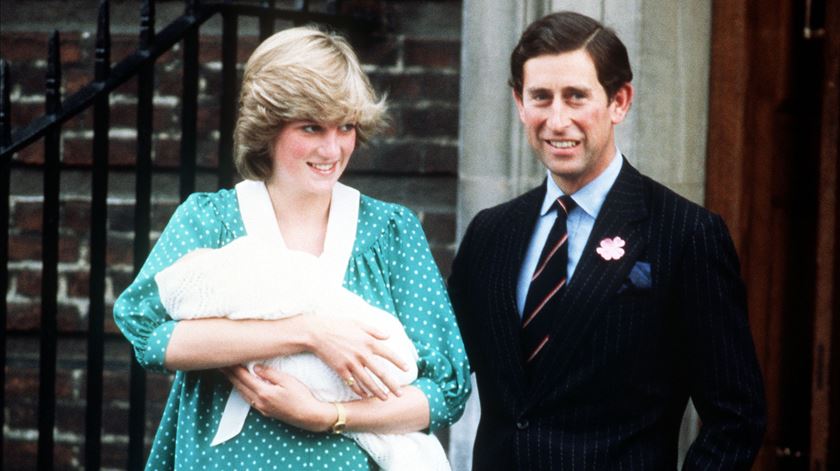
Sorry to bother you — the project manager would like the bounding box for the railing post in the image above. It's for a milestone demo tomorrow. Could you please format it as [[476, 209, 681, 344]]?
[[0, 58, 11, 471], [259, 0, 276, 41], [85, 1, 111, 470], [38, 30, 62, 471], [218, 7, 237, 188], [180, 0, 199, 200], [128, 1, 155, 469]]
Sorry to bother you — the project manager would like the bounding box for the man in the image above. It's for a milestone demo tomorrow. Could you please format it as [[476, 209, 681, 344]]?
[[448, 11, 766, 470]]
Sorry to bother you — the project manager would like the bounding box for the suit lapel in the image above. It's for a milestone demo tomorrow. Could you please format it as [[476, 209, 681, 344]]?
[[486, 183, 545, 402], [527, 161, 649, 402]]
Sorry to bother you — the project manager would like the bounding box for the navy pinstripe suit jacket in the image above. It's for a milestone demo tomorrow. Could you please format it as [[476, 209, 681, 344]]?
[[448, 161, 766, 470]]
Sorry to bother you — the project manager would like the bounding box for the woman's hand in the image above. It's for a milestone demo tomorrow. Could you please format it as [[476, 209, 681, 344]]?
[[302, 315, 410, 400], [223, 365, 335, 432], [225, 364, 430, 435]]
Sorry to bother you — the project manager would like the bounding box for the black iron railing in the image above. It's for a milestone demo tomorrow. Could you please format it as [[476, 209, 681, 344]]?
[[0, 1, 376, 469]]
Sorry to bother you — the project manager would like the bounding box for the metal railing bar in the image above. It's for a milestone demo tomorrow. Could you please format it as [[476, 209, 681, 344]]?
[[0, 3, 372, 160], [0, 9, 214, 159], [37, 30, 62, 471], [217, 9, 237, 188], [10, 160, 224, 173], [84, 2, 111, 469], [178, 24, 199, 200], [127, 1, 154, 468], [259, 0, 276, 41], [0, 58, 11, 469]]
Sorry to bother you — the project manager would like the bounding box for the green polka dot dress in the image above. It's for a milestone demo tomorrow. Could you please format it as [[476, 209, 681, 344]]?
[[113, 189, 472, 470]]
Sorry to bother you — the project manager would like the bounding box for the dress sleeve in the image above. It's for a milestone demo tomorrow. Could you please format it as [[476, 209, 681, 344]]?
[[383, 206, 472, 432], [113, 193, 225, 373]]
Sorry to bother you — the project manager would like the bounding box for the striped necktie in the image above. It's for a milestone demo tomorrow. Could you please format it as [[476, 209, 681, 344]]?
[[522, 194, 576, 364]]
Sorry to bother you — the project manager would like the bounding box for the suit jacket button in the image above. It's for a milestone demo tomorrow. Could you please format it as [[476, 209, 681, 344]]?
[[516, 419, 529, 430]]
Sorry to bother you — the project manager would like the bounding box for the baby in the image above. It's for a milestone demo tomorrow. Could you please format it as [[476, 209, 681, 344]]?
[[154, 235, 449, 471]]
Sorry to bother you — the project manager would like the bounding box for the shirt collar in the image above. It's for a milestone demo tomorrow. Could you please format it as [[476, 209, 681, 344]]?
[[540, 146, 624, 218]]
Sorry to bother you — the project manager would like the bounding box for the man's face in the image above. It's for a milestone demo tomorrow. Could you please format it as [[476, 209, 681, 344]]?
[[514, 49, 632, 194]]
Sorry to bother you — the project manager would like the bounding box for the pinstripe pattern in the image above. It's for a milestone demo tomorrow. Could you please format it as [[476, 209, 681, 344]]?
[[449, 160, 766, 470]]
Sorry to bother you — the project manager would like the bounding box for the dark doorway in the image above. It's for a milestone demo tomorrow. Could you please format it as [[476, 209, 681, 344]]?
[[706, 0, 838, 469]]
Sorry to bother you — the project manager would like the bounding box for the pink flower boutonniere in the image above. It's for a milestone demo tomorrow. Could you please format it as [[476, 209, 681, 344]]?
[[596, 236, 625, 261]]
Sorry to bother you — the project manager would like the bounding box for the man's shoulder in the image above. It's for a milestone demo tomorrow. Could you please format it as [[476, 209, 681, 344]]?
[[634, 166, 724, 232], [471, 184, 544, 226]]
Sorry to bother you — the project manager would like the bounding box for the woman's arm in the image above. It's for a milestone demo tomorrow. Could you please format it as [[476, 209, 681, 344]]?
[[166, 314, 409, 400], [225, 365, 429, 433], [164, 317, 310, 370]]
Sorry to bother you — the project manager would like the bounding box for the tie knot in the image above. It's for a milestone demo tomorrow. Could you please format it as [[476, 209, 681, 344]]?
[[555, 195, 576, 216]]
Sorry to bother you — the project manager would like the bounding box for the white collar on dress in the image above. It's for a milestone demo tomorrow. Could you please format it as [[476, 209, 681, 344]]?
[[235, 179, 360, 288]]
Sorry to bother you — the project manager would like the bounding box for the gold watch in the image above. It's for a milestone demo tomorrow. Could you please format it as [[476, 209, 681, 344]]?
[[330, 402, 346, 434]]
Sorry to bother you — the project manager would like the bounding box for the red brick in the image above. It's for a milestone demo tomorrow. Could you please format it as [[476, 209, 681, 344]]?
[[9, 233, 41, 261], [54, 402, 86, 434], [59, 33, 84, 64], [421, 143, 458, 174], [110, 102, 137, 128], [61, 137, 93, 166], [8, 233, 81, 263], [14, 269, 42, 297], [196, 102, 221, 135], [371, 72, 459, 103], [13, 138, 44, 164], [109, 270, 136, 298], [106, 236, 135, 266], [110, 35, 138, 63], [198, 35, 223, 63], [404, 39, 460, 69], [421, 212, 455, 244], [108, 139, 140, 166], [4, 365, 77, 400], [151, 202, 180, 232], [62, 200, 92, 234], [154, 138, 181, 167], [65, 270, 89, 298], [430, 246, 454, 278], [57, 303, 86, 332], [65, 64, 91, 95], [108, 204, 135, 232], [238, 36, 261, 63], [147, 371, 175, 402], [3, 440, 37, 470], [400, 107, 458, 138], [6, 302, 40, 330], [355, 35, 399, 66], [196, 136, 220, 168], [0, 32, 49, 62], [105, 305, 122, 334], [6, 301, 85, 333], [11, 201, 43, 232], [10, 101, 45, 129]]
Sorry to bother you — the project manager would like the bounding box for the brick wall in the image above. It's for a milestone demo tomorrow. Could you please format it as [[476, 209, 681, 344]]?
[[1, 1, 462, 468]]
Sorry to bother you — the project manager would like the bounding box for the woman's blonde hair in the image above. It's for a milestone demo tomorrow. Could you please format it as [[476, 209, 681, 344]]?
[[234, 26, 387, 181]]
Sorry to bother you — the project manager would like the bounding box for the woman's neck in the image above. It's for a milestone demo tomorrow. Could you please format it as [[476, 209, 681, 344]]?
[[265, 182, 331, 255]]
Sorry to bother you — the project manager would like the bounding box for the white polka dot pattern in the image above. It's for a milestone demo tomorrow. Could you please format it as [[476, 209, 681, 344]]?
[[113, 190, 472, 469]]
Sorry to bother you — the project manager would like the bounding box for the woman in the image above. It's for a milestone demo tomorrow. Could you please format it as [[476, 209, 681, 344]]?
[[114, 26, 471, 470]]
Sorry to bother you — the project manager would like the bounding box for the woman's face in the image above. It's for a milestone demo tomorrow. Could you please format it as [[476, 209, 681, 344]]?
[[270, 120, 356, 196]]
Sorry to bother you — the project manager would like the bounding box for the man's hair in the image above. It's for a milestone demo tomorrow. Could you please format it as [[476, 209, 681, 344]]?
[[234, 26, 387, 181], [509, 11, 633, 101]]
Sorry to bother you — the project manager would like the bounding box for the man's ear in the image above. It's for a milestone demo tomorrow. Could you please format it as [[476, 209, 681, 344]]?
[[513, 89, 526, 123], [609, 83, 634, 124]]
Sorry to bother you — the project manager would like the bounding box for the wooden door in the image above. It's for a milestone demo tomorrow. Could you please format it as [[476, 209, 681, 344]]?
[[707, 0, 838, 469]]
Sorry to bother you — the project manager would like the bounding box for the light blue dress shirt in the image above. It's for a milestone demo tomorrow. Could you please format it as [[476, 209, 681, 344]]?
[[516, 149, 624, 316]]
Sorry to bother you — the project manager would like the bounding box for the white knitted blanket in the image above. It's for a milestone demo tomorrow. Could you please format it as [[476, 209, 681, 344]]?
[[154, 235, 450, 471]]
